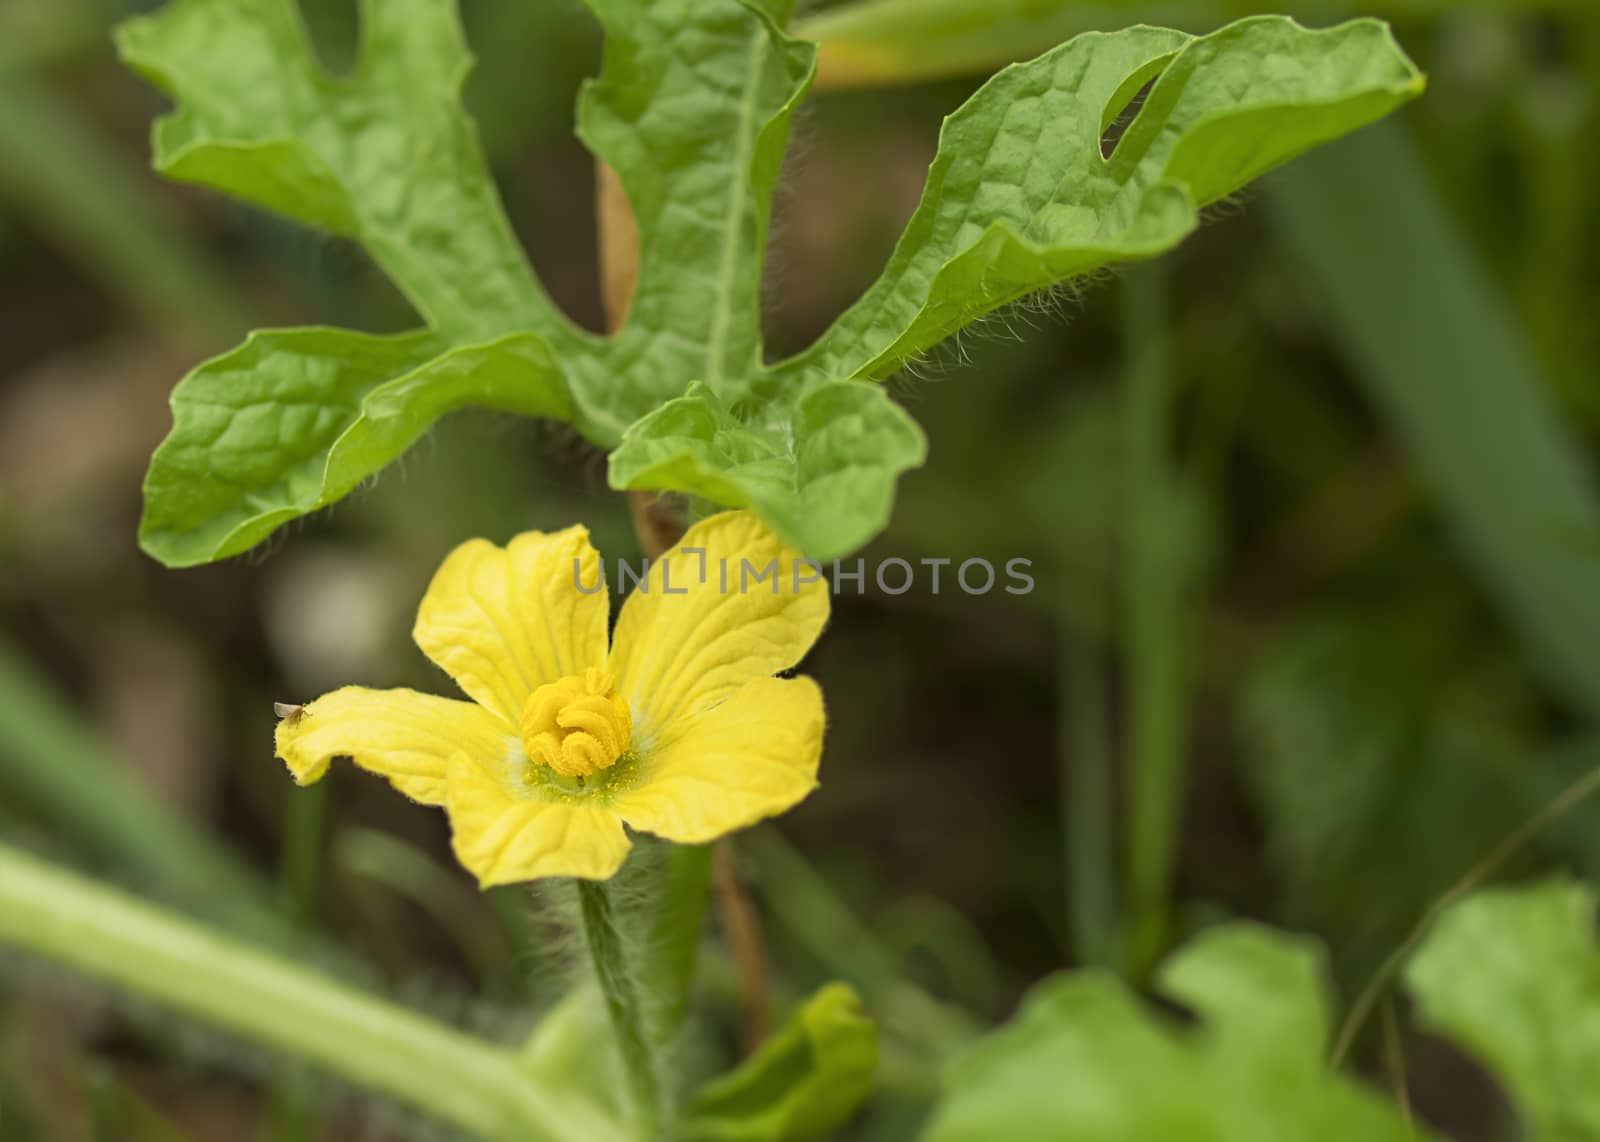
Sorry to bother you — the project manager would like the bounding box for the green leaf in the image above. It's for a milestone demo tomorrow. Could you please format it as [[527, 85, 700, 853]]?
[[122, 0, 1423, 566], [115, 0, 572, 344], [140, 328, 567, 567], [575, 0, 815, 438], [775, 16, 1424, 385], [925, 923, 1432, 1141], [118, 0, 593, 564], [681, 982, 878, 1142], [604, 14, 1416, 558], [607, 380, 927, 561], [1406, 878, 1600, 1141]]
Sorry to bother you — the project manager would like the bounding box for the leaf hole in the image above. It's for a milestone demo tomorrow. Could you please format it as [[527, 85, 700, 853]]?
[[295, 0, 360, 77], [1100, 75, 1159, 160]]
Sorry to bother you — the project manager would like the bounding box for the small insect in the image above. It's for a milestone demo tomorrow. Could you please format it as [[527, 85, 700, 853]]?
[[274, 701, 306, 725]]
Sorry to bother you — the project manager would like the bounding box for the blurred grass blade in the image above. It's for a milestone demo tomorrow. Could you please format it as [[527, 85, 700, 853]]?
[[0, 73, 253, 345], [742, 827, 898, 998], [0, 0, 101, 72], [1063, 625, 1118, 969], [742, 828, 979, 1059], [799, 0, 1219, 86], [1270, 122, 1600, 723], [271, 782, 329, 1142], [0, 642, 277, 930], [334, 825, 526, 994], [875, 896, 1000, 1012], [1119, 263, 1209, 979], [799, 0, 1589, 89], [85, 1059, 196, 1142], [277, 783, 328, 927]]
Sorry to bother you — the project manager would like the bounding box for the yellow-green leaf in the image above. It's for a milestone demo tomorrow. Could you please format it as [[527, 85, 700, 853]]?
[[926, 924, 1434, 1141], [681, 983, 878, 1142]]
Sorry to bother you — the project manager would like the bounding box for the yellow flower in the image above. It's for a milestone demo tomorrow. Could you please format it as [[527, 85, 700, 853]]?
[[275, 512, 829, 885]]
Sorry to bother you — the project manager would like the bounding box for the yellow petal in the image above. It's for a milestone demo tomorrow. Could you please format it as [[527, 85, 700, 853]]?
[[274, 686, 515, 805], [443, 753, 631, 885], [414, 525, 609, 725], [608, 512, 829, 736], [612, 676, 824, 844]]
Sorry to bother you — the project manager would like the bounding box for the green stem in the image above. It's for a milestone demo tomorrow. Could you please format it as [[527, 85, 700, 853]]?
[[646, 843, 714, 1036], [1330, 761, 1600, 1068], [270, 783, 328, 1140], [1119, 261, 1197, 979], [277, 783, 328, 926], [578, 879, 663, 1139], [0, 841, 615, 1142], [1062, 626, 1117, 969]]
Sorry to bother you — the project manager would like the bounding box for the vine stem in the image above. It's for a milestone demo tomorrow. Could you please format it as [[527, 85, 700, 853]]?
[[1119, 260, 1198, 979], [578, 879, 663, 1138], [713, 842, 772, 1049], [0, 841, 618, 1142], [1330, 761, 1600, 1067], [1062, 627, 1117, 969]]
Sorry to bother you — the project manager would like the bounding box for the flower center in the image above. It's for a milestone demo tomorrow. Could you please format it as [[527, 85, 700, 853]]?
[[520, 668, 632, 779]]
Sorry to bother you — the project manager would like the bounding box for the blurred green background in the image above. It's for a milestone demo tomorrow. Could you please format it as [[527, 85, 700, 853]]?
[[1, 0, 1598, 1138]]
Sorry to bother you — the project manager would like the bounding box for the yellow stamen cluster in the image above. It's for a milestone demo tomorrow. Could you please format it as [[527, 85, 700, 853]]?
[[520, 668, 632, 779]]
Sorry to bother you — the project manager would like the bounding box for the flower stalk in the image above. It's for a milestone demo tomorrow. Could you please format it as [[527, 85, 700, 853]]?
[[578, 878, 664, 1138]]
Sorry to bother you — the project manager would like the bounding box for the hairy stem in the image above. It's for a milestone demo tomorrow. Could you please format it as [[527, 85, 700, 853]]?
[[0, 842, 610, 1142], [578, 879, 664, 1138]]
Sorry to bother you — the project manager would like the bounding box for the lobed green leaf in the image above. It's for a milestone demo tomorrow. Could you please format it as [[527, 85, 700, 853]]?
[[140, 328, 566, 567], [574, 0, 815, 438], [116, 0, 573, 344], [1406, 878, 1600, 1142], [121, 0, 1422, 566], [613, 14, 1420, 555], [774, 16, 1424, 384], [925, 923, 1432, 1141], [118, 0, 593, 565]]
